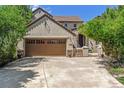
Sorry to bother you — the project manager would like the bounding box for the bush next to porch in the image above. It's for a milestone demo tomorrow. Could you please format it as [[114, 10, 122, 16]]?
[[0, 6, 32, 66], [79, 6, 124, 64]]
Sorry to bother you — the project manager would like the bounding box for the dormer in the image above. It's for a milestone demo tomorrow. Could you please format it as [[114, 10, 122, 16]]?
[[32, 7, 53, 21]]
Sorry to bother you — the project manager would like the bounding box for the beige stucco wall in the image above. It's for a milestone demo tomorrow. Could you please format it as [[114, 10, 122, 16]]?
[[28, 17, 74, 37], [17, 16, 77, 56], [32, 9, 45, 21], [59, 22, 82, 47]]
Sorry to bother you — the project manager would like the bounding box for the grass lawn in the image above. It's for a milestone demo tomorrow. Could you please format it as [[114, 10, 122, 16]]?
[[109, 67, 124, 75], [116, 77, 124, 85], [108, 67, 124, 85]]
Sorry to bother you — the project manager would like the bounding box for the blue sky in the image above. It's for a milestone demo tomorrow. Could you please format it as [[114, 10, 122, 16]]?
[[32, 5, 115, 22]]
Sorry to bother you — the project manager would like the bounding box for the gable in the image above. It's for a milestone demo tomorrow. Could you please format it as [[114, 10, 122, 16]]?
[[27, 15, 76, 37], [32, 8, 53, 21]]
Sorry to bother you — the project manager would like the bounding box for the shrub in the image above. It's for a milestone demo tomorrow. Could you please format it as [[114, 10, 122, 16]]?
[[79, 6, 124, 64], [0, 6, 32, 66]]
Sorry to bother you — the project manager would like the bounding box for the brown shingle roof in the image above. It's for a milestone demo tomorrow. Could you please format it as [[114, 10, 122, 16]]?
[[53, 16, 83, 22]]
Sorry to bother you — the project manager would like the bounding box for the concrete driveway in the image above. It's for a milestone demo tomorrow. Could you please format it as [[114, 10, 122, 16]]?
[[0, 56, 123, 88]]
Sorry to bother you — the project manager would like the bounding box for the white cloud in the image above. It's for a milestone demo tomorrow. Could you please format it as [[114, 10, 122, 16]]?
[[43, 7, 52, 13], [32, 5, 40, 11], [31, 5, 52, 13]]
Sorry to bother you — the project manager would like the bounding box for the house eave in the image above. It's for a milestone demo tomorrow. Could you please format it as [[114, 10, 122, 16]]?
[[24, 36, 69, 39]]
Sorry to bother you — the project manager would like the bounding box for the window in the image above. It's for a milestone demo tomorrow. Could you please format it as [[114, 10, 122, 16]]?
[[35, 40, 45, 44], [36, 40, 40, 44], [74, 24, 77, 28], [47, 40, 57, 44], [72, 24, 77, 30], [26, 40, 35, 44], [64, 24, 68, 27], [47, 40, 66, 44]]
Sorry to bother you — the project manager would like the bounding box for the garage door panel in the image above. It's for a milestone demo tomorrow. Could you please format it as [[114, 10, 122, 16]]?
[[25, 39, 66, 56]]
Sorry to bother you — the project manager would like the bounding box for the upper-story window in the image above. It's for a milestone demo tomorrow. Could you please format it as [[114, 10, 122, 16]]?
[[64, 24, 68, 27], [74, 24, 77, 28], [71, 24, 77, 31]]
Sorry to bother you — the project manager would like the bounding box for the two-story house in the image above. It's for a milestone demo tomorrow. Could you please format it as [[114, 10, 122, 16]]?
[[18, 7, 87, 56]]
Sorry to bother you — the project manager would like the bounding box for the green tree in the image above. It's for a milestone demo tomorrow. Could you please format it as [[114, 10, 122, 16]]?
[[0, 5, 32, 65], [79, 6, 124, 63]]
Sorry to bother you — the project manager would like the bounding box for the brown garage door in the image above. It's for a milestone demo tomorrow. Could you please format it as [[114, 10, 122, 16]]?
[[25, 38, 66, 56]]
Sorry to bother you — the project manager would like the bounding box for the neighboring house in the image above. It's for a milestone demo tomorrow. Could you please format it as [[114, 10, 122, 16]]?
[[17, 7, 87, 56]]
